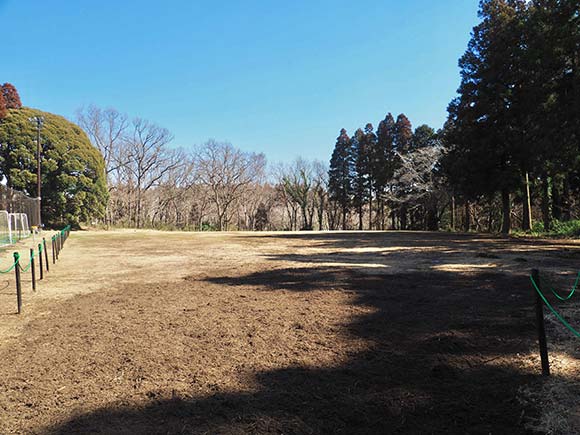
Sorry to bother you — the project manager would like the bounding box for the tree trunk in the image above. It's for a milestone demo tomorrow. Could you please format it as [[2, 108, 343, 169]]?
[[522, 171, 532, 231], [501, 189, 511, 235], [380, 200, 385, 230], [426, 203, 438, 231], [400, 205, 407, 230], [562, 176, 571, 221], [368, 196, 372, 230], [451, 196, 456, 231], [358, 204, 363, 230], [541, 174, 552, 231], [552, 178, 562, 221], [464, 201, 470, 232]]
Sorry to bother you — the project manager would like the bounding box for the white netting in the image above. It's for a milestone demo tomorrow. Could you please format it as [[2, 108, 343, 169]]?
[[0, 185, 38, 245], [0, 210, 10, 246], [9, 213, 30, 241]]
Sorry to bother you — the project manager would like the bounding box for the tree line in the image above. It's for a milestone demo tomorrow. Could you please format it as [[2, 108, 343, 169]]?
[[2, 0, 578, 233], [328, 0, 580, 234], [328, 115, 443, 231], [444, 0, 580, 234]]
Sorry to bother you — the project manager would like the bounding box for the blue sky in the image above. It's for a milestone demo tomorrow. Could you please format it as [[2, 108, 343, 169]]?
[[1, 1, 479, 164]]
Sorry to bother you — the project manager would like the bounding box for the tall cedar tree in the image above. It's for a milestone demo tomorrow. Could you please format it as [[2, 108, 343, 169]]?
[[526, 0, 580, 228], [393, 114, 413, 229], [328, 128, 353, 229], [393, 114, 413, 153], [351, 128, 368, 230], [443, 0, 528, 234], [375, 113, 396, 229], [361, 123, 377, 229], [2, 83, 22, 109]]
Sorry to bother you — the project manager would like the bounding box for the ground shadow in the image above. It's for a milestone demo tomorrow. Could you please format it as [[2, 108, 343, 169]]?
[[47, 233, 545, 434]]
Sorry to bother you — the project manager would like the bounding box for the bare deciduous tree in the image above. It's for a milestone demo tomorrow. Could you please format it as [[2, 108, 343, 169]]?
[[196, 140, 266, 231], [124, 118, 181, 228], [76, 105, 129, 182]]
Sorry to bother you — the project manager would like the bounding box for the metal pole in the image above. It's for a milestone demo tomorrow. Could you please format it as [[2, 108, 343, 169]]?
[[532, 269, 550, 376]]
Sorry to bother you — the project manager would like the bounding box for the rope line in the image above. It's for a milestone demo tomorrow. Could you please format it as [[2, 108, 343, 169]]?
[[0, 259, 18, 274], [547, 272, 580, 301], [530, 275, 580, 339], [18, 252, 32, 272]]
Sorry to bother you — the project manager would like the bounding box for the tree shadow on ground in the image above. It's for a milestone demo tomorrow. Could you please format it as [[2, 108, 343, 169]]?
[[48, 234, 543, 434], [244, 230, 576, 255]]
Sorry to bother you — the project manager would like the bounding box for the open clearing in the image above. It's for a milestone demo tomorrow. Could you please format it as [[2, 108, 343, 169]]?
[[0, 230, 578, 434]]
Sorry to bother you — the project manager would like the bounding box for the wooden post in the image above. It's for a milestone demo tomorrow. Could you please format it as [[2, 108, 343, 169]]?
[[38, 244, 43, 280], [532, 269, 550, 376], [52, 236, 56, 264], [30, 248, 36, 292], [14, 253, 21, 314], [43, 238, 49, 272]]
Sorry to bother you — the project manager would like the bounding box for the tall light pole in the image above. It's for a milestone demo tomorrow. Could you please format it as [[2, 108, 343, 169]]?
[[29, 116, 44, 230]]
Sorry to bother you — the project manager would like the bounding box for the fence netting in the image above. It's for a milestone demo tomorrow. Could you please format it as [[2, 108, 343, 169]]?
[[0, 185, 39, 246]]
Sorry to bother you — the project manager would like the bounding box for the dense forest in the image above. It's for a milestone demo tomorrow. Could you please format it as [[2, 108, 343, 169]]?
[[1, 0, 579, 234]]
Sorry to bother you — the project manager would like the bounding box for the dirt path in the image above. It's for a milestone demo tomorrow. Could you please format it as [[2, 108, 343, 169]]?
[[0, 230, 578, 434]]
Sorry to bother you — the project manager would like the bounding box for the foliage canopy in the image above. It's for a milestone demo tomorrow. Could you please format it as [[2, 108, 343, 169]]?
[[0, 107, 108, 227]]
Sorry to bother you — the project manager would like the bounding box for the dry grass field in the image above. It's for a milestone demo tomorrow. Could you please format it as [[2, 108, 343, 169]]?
[[0, 230, 578, 434]]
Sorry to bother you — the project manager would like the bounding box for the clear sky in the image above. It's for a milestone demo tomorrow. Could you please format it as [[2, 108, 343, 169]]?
[[1, 0, 479, 164]]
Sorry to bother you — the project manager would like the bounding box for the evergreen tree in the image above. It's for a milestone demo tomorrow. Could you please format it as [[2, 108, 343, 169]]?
[[412, 125, 436, 150], [351, 128, 368, 230], [361, 123, 377, 229], [0, 107, 108, 226], [393, 114, 413, 153], [443, 0, 529, 234], [393, 114, 413, 229], [1, 83, 22, 109], [328, 128, 353, 229], [375, 113, 396, 229]]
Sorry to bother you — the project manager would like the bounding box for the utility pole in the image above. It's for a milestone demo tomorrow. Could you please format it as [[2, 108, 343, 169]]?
[[29, 116, 44, 229]]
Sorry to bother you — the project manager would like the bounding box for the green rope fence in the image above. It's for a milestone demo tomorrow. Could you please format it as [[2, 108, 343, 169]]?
[[18, 251, 33, 273], [0, 225, 71, 314], [0, 257, 18, 274], [530, 274, 580, 339], [547, 272, 580, 301]]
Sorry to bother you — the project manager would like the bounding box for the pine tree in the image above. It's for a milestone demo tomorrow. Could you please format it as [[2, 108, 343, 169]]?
[[328, 128, 353, 229], [2, 83, 22, 109]]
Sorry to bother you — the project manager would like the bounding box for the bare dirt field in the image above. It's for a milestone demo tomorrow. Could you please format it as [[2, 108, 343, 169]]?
[[0, 230, 579, 434]]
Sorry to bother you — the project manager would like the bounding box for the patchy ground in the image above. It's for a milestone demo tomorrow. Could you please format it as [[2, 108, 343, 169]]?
[[0, 230, 578, 434]]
